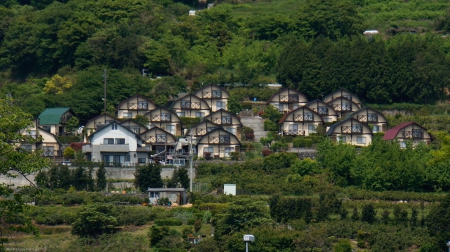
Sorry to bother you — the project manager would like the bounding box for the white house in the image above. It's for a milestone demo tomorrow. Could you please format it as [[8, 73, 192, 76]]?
[[82, 122, 150, 166]]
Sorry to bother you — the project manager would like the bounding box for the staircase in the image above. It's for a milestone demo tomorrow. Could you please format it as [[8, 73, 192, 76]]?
[[240, 116, 267, 142]]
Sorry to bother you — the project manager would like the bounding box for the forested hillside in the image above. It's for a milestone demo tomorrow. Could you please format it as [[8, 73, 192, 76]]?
[[0, 0, 450, 121]]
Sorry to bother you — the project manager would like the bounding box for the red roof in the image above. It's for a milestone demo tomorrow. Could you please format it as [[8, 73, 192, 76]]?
[[382, 122, 415, 140], [278, 113, 289, 124]]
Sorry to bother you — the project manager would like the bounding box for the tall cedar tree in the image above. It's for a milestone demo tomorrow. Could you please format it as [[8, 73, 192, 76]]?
[[134, 163, 163, 192], [96, 162, 107, 191]]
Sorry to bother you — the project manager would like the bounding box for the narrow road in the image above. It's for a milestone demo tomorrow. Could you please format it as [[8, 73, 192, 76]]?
[[240, 116, 267, 142]]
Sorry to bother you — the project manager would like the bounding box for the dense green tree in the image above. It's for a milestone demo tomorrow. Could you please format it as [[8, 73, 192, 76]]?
[[361, 203, 376, 224], [96, 162, 107, 191], [134, 163, 163, 192], [71, 205, 117, 238]]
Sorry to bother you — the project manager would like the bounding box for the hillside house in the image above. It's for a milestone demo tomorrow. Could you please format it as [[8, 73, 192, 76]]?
[[267, 88, 308, 113], [326, 118, 373, 146], [382, 122, 432, 147], [195, 84, 229, 112], [38, 107, 75, 136], [116, 94, 156, 119], [278, 106, 324, 136]]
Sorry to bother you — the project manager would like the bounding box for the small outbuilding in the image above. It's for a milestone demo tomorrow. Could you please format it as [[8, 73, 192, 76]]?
[[147, 188, 187, 205]]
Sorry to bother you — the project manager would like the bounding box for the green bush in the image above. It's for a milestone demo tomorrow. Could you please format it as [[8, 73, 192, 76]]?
[[263, 120, 278, 131], [187, 218, 196, 225], [71, 205, 118, 238], [154, 218, 183, 226]]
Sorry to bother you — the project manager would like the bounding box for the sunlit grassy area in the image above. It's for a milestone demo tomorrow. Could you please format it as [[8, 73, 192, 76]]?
[[229, 0, 449, 32]]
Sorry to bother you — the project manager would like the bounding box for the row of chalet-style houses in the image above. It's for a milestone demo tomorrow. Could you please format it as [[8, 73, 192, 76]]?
[[19, 85, 432, 165], [271, 88, 432, 147]]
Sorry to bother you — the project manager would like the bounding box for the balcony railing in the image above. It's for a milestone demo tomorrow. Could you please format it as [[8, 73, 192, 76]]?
[[128, 102, 148, 110], [402, 130, 423, 139], [357, 115, 378, 122], [294, 114, 314, 121], [203, 91, 211, 98], [181, 102, 201, 109], [209, 136, 231, 143], [196, 128, 206, 135], [318, 107, 328, 115], [333, 104, 352, 111], [280, 95, 299, 102], [342, 125, 362, 133], [283, 130, 306, 136], [151, 114, 171, 122], [213, 117, 232, 124]]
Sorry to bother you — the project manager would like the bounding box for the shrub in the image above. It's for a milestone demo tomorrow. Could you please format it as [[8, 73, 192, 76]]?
[[71, 206, 118, 238], [263, 120, 278, 131], [194, 219, 202, 233], [334, 239, 352, 252], [154, 218, 183, 226], [262, 148, 272, 157]]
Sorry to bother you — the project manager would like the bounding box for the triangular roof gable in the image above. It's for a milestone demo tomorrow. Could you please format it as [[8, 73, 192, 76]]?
[[326, 117, 372, 135], [326, 96, 360, 108], [140, 126, 176, 142], [85, 113, 118, 126], [120, 119, 147, 129], [198, 128, 241, 145], [195, 84, 229, 97], [323, 88, 361, 104], [382, 122, 429, 140], [186, 119, 222, 136], [203, 109, 242, 126], [267, 87, 308, 104], [278, 106, 323, 124], [116, 94, 156, 111], [144, 107, 181, 122], [350, 106, 387, 122], [36, 127, 61, 145], [169, 94, 211, 110], [88, 122, 142, 141], [38, 107, 73, 125], [306, 99, 338, 116]]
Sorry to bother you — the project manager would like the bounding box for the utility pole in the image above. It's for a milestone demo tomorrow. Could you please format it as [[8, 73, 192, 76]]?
[[103, 69, 107, 113]]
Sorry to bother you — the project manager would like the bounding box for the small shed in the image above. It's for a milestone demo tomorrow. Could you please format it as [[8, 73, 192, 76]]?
[[147, 188, 187, 205]]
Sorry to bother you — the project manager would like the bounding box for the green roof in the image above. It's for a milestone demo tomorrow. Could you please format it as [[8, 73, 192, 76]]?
[[38, 108, 71, 125]]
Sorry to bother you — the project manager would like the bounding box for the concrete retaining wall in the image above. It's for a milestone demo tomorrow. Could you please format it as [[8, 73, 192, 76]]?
[[0, 167, 196, 188]]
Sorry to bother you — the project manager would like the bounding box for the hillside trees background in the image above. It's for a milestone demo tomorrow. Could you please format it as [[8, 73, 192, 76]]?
[[0, 0, 449, 120]]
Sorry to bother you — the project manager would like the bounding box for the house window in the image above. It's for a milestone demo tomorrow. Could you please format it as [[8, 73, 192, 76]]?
[[138, 101, 148, 109], [166, 125, 175, 134], [125, 155, 130, 162], [338, 136, 347, 143], [324, 118, 332, 122], [115, 138, 125, 144], [399, 141, 407, 148], [207, 127, 216, 132], [352, 124, 362, 133], [104, 138, 114, 144], [412, 129, 423, 138], [222, 116, 231, 124], [220, 135, 230, 143], [156, 134, 166, 143], [357, 136, 366, 144], [204, 147, 213, 154], [212, 90, 222, 98], [195, 112, 205, 118], [138, 158, 146, 163], [308, 125, 316, 134], [22, 144, 32, 151], [42, 126, 51, 132], [125, 126, 139, 134], [226, 127, 236, 135], [43, 146, 55, 156], [368, 113, 378, 122], [177, 112, 185, 117], [372, 125, 379, 133], [26, 130, 37, 137], [216, 101, 225, 110], [318, 106, 328, 115], [181, 100, 191, 108], [304, 113, 313, 121], [123, 112, 133, 118], [279, 104, 284, 111], [225, 147, 234, 157], [343, 95, 352, 100], [112, 124, 118, 130], [289, 124, 298, 131], [161, 113, 171, 121], [342, 102, 351, 111]]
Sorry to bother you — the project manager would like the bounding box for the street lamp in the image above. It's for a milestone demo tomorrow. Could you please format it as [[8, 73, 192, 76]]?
[[243, 234, 255, 252]]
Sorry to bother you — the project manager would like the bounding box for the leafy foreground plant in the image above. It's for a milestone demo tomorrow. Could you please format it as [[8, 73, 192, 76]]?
[[71, 205, 118, 238]]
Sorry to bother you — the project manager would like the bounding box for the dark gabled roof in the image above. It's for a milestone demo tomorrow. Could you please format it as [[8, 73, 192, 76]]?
[[169, 94, 211, 110], [326, 117, 372, 135], [197, 127, 241, 145], [85, 113, 118, 125], [323, 88, 360, 102], [116, 94, 156, 111], [140, 126, 176, 139], [267, 87, 308, 105], [88, 122, 142, 141], [346, 106, 387, 121], [38, 108, 73, 125], [382, 122, 420, 140], [277, 106, 324, 124]]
